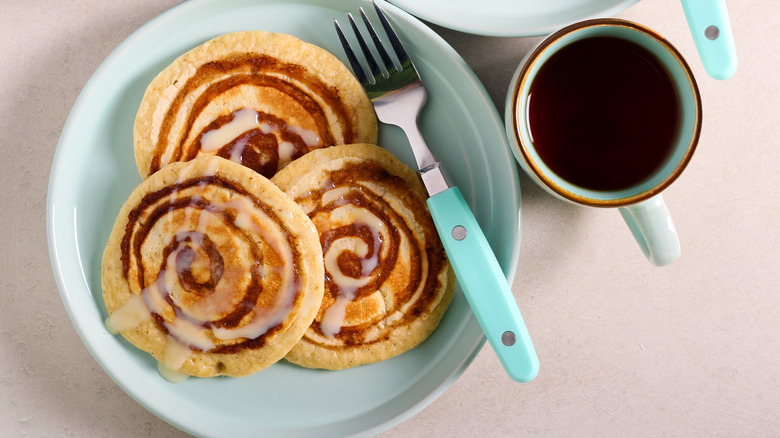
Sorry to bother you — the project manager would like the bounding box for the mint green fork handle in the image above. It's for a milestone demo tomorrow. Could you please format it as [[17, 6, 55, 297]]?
[[427, 187, 539, 383], [680, 0, 737, 80]]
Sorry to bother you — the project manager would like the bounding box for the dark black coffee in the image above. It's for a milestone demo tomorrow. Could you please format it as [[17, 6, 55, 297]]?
[[527, 36, 680, 191]]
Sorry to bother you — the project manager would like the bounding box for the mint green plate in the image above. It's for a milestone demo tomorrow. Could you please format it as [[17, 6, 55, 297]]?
[[389, 0, 639, 36], [46, 0, 521, 436]]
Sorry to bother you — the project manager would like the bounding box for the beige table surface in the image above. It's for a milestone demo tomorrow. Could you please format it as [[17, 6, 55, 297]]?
[[2, 0, 778, 436]]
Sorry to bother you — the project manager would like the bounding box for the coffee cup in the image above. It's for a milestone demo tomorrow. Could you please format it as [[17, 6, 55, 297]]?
[[505, 19, 702, 266]]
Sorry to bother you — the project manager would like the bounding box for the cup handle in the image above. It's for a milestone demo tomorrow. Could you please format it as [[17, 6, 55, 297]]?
[[618, 194, 680, 266]]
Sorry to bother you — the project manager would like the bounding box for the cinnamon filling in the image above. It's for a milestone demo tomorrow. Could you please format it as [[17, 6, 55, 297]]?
[[149, 54, 356, 177], [300, 162, 447, 346], [118, 173, 305, 354]]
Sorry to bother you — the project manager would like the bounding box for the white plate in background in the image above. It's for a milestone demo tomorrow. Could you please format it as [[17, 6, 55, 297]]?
[[389, 0, 639, 36]]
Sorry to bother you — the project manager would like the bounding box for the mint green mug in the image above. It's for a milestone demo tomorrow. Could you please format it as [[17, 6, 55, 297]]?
[[505, 19, 702, 266]]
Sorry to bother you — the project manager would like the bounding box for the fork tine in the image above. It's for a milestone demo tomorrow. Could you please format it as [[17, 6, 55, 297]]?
[[358, 7, 395, 72], [334, 19, 368, 84], [372, 1, 409, 67], [347, 12, 382, 82]]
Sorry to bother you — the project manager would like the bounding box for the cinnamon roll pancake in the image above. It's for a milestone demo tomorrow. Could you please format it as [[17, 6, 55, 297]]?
[[271, 144, 455, 370], [133, 31, 377, 180], [101, 156, 324, 379]]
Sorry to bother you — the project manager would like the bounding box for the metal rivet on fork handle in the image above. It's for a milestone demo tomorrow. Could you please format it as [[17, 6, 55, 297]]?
[[502, 331, 516, 346], [704, 25, 720, 40]]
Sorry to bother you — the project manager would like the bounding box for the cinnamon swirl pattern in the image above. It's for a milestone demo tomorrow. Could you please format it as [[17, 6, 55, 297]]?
[[101, 156, 324, 378], [272, 144, 455, 370], [133, 31, 377, 180]]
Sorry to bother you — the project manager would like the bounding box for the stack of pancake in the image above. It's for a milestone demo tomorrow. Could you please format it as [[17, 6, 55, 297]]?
[[101, 31, 454, 380]]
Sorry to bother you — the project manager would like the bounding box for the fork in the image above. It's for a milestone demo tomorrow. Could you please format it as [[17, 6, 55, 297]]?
[[335, 1, 539, 383]]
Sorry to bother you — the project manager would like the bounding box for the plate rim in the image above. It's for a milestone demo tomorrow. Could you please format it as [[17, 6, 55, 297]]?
[[46, 0, 522, 436], [387, 0, 640, 37]]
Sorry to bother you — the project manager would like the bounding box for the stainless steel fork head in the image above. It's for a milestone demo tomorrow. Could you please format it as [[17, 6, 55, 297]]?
[[334, 1, 449, 196]]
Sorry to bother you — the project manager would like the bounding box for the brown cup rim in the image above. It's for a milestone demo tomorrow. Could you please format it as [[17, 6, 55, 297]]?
[[510, 18, 703, 208]]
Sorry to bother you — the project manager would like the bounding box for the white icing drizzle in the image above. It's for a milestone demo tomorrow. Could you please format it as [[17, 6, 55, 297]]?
[[343, 208, 384, 277], [204, 156, 221, 177], [226, 195, 256, 231], [104, 294, 151, 334], [278, 141, 295, 163], [199, 108, 320, 157], [321, 187, 352, 206], [200, 107, 258, 152], [229, 135, 249, 164], [324, 239, 373, 290], [320, 294, 352, 338], [163, 336, 193, 371], [259, 121, 274, 134], [157, 362, 190, 383], [319, 205, 385, 338], [289, 124, 320, 146]]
